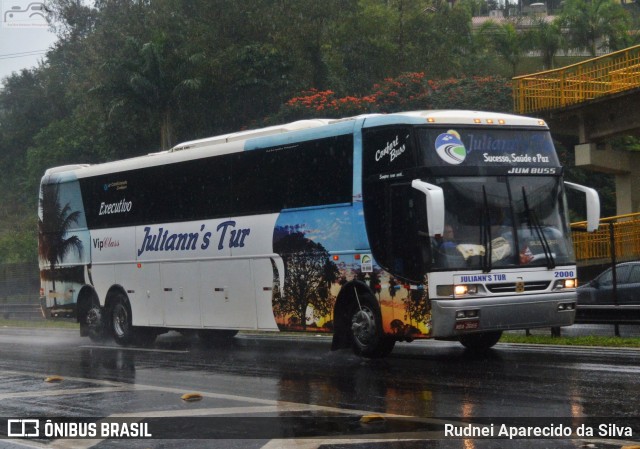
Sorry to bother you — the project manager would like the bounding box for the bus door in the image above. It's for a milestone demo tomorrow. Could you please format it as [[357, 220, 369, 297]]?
[[385, 182, 429, 283]]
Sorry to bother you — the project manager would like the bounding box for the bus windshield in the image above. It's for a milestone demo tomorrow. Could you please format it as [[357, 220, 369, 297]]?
[[429, 175, 574, 271], [418, 127, 560, 168]]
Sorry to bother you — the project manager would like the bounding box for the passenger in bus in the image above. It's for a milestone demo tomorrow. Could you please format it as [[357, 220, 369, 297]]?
[[434, 224, 465, 267], [489, 209, 514, 264], [440, 224, 457, 249]]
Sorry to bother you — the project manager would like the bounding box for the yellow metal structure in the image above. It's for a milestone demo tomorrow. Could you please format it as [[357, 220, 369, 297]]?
[[513, 45, 640, 114], [571, 212, 640, 264]]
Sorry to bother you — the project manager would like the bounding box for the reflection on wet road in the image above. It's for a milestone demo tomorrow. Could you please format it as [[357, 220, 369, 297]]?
[[0, 328, 638, 448]]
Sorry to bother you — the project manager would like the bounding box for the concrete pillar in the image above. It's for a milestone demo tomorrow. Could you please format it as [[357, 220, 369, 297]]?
[[574, 142, 640, 216]]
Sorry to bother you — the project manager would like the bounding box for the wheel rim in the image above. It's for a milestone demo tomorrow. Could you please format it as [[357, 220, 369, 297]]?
[[351, 305, 377, 347], [86, 306, 102, 332], [112, 304, 129, 338]]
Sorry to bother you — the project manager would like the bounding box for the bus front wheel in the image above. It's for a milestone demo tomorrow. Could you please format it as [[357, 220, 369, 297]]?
[[110, 295, 134, 346], [459, 331, 502, 351], [349, 295, 395, 358]]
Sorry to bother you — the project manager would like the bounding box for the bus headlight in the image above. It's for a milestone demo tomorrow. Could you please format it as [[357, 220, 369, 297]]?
[[456, 284, 479, 296], [553, 279, 577, 290], [437, 284, 479, 297]]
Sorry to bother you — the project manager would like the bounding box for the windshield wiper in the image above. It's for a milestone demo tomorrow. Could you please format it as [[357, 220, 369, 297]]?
[[481, 186, 492, 273], [521, 186, 555, 269]]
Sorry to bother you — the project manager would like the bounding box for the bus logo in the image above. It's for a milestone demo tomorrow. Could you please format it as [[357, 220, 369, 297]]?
[[435, 130, 466, 165]]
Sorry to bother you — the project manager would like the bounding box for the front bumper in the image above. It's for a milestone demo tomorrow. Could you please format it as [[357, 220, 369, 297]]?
[[431, 291, 576, 338]]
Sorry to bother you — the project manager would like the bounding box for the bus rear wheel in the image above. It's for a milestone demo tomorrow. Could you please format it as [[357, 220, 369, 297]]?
[[349, 295, 395, 358], [459, 331, 502, 351], [85, 303, 106, 342]]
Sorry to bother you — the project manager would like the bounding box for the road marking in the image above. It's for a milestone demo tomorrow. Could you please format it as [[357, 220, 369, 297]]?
[[79, 345, 190, 353], [0, 386, 134, 400], [260, 438, 426, 449], [1, 440, 50, 448]]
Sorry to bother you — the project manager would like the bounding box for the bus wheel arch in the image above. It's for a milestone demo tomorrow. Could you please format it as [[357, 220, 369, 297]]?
[[77, 287, 106, 342], [331, 281, 395, 358]]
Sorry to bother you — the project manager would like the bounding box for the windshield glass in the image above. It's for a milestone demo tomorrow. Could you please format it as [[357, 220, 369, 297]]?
[[429, 175, 574, 271]]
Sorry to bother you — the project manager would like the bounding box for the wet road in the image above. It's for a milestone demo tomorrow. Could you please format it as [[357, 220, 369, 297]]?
[[0, 327, 638, 448]]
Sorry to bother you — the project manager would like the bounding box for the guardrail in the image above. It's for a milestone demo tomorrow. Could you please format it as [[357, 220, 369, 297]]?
[[513, 45, 640, 114], [571, 212, 640, 265], [0, 303, 43, 320]]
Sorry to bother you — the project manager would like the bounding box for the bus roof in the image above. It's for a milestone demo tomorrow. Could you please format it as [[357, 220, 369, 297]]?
[[43, 110, 547, 180], [360, 110, 548, 128]]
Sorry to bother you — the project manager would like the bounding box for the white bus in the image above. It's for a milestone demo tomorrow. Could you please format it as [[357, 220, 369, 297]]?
[[38, 110, 600, 357]]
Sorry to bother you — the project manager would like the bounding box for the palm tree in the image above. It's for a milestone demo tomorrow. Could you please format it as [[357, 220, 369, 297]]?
[[530, 17, 563, 70], [106, 36, 203, 151], [559, 0, 631, 56], [38, 183, 83, 290], [479, 20, 528, 77]]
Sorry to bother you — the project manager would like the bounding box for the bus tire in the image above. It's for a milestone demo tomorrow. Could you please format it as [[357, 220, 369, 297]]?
[[349, 295, 395, 358], [459, 331, 502, 351], [109, 294, 135, 346], [78, 292, 107, 342], [85, 303, 107, 343]]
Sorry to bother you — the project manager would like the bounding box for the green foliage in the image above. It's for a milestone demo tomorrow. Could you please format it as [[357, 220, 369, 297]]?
[[479, 20, 529, 76], [528, 17, 564, 70], [501, 333, 640, 347], [559, 0, 633, 56], [0, 228, 37, 264]]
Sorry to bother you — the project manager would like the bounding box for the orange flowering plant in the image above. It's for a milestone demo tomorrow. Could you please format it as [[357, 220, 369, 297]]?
[[268, 73, 512, 123]]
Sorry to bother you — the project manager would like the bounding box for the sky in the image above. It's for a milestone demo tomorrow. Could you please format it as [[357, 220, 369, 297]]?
[[0, 0, 58, 85]]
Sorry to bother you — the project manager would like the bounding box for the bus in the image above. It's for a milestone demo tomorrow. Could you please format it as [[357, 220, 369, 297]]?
[[38, 110, 600, 357]]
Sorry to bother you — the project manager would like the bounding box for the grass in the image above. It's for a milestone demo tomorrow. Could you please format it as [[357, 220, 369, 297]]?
[[501, 333, 640, 348], [0, 318, 79, 329]]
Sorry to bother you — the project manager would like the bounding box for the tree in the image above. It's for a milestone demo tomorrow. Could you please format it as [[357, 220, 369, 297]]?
[[38, 183, 83, 289], [273, 232, 338, 330], [479, 19, 528, 77], [529, 17, 564, 70], [409, 0, 474, 79], [270, 73, 514, 122], [559, 0, 631, 56], [107, 36, 203, 150]]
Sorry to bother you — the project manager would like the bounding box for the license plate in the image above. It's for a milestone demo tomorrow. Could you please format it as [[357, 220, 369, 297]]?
[[455, 320, 479, 330]]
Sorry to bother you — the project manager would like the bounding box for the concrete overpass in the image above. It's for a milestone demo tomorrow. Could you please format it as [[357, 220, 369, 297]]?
[[513, 45, 640, 214]]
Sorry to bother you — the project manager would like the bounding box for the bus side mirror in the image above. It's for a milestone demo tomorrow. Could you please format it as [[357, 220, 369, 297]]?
[[411, 179, 445, 237], [564, 181, 600, 232]]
